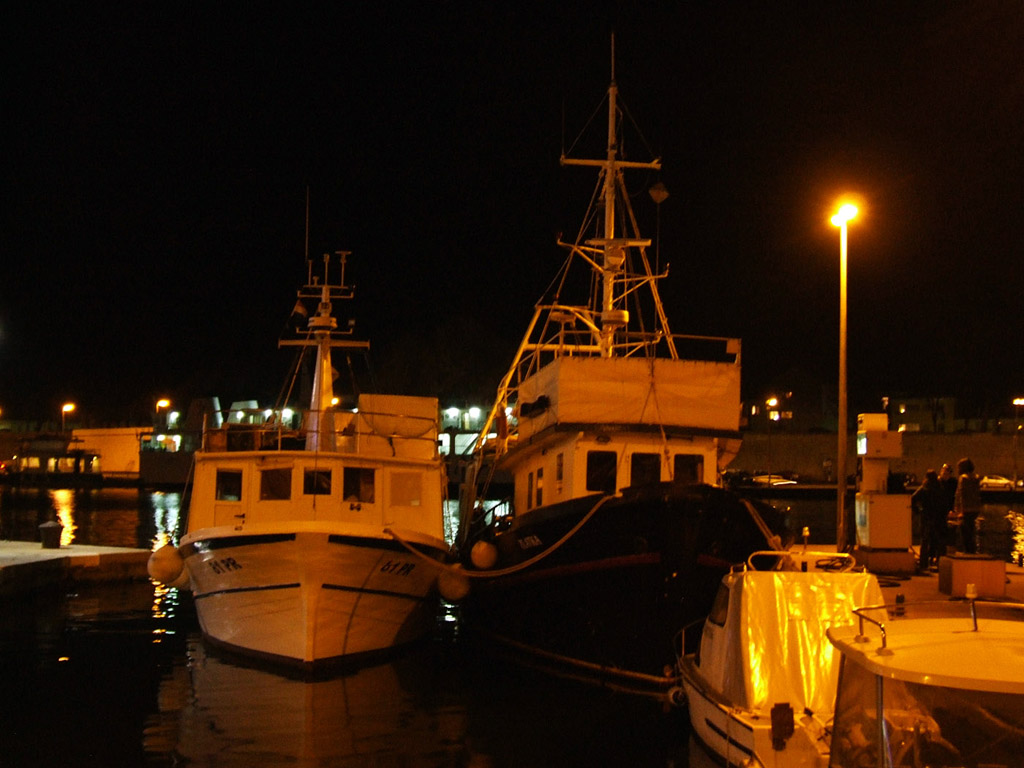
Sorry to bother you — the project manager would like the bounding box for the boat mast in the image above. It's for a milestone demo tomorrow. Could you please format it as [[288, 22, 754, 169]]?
[[306, 271, 339, 451], [560, 36, 662, 358], [600, 53, 619, 358], [280, 251, 369, 452]]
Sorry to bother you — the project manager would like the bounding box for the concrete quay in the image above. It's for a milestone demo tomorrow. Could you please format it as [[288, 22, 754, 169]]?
[[0, 539, 151, 599], [787, 545, 1024, 605]]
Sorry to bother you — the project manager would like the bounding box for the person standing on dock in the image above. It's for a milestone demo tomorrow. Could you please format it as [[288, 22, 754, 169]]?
[[938, 463, 958, 555], [954, 457, 982, 554], [911, 469, 946, 571]]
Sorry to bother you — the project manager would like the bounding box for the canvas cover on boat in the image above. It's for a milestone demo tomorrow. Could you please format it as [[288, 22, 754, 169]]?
[[356, 394, 438, 460], [516, 357, 740, 441], [703, 570, 884, 717]]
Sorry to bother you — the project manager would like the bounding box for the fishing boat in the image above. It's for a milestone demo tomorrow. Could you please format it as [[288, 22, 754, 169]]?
[[148, 252, 449, 669], [675, 551, 885, 768], [827, 595, 1024, 768], [453, 51, 790, 685]]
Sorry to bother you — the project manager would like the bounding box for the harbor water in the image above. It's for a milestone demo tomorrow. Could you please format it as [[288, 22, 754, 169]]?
[[2, 487, 1021, 767]]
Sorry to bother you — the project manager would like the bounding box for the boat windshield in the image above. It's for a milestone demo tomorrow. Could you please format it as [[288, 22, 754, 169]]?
[[829, 657, 1024, 768]]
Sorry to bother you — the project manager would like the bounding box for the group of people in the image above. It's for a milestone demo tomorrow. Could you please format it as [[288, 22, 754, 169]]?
[[911, 457, 983, 572]]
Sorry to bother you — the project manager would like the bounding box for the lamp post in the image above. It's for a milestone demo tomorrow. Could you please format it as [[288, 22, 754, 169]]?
[[766, 396, 778, 484], [1014, 397, 1024, 486], [156, 398, 170, 427], [831, 202, 858, 550], [61, 402, 76, 433]]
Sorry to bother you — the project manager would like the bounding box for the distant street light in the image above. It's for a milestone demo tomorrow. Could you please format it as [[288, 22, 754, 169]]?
[[831, 202, 858, 550], [156, 398, 170, 428], [61, 402, 76, 433]]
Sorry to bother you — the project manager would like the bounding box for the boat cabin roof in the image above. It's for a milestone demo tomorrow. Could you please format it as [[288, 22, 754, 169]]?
[[828, 608, 1024, 694]]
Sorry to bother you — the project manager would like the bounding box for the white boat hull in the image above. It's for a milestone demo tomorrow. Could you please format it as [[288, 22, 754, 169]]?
[[180, 528, 445, 667], [679, 657, 829, 768]]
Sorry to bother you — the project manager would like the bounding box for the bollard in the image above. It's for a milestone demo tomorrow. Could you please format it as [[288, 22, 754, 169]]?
[[39, 520, 63, 549]]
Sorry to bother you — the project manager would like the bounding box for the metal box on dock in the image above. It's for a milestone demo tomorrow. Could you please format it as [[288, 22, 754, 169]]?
[[855, 493, 911, 549]]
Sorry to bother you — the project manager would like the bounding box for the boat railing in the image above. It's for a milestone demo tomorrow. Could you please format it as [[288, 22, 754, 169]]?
[[520, 307, 741, 371], [742, 549, 858, 572], [200, 407, 439, 454], [851, 598, 1024, 652]]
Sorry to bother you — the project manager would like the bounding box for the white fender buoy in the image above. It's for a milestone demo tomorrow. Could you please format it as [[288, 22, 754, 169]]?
[[471, 540, 499, 573], [147, 544, 189, 588], [470, 540, 498, 570], [437, 565, 470, 602]]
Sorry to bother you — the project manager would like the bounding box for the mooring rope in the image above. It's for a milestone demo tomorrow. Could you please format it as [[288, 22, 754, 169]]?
[[741, 497, 784, 551], [479, 628, 679, 698], [386, 492, 617, 580]]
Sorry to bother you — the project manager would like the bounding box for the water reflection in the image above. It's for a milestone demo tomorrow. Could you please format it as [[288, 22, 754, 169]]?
[[52, 488, 77, 545], [145, 639, 471, 766], [148, 491, 182, 551]]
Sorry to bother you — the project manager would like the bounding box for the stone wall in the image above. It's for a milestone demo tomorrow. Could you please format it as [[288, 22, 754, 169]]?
[[732, 432, 1019, 483]]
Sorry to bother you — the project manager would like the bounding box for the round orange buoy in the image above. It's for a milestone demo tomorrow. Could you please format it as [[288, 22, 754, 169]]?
[[147, 544, 189, 588], [470, 540, 498, 570], [437, 565, 470, 602]]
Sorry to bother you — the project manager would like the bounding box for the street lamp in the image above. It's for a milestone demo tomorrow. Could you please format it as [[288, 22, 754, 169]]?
[[1014, 397, 1024, 485], [766, 397, 779, 484], [831, 202, 858, 550], [61, 402, 76, 432], [156, 398, 171, 428]]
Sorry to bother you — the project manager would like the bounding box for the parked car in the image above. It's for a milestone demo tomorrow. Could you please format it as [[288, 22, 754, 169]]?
[[751, 474, 797, 487], [979, 475, 1014, 491]]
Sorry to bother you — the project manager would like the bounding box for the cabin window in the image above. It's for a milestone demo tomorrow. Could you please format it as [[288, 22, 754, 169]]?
[[259, 468, 292, 500], [391, 472, 422, 506], [343, 467, 375, 502], [535, 467, 543, 506], [303, 469, 331, 496], [585, 450, 617, 494], [630, 453, 661, 487], [707, 583, 730, 627], [215, 469, 243, 501], [527, 472, 534, 510], [674, 454, 704, 484], [556, 453, 563, 481]]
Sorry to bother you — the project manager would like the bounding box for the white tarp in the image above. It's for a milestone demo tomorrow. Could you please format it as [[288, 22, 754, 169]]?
[[705, 570, 884, 717], [517, 357, 740, 441], [356, 394, 438, 460]]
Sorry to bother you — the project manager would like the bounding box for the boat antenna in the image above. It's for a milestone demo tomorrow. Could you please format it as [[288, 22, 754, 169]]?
[[305, 187, 313, 284], [610, 32, 615, 84]]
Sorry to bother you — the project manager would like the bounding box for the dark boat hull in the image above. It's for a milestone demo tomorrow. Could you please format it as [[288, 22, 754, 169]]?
[[461, 483, 789, 681]]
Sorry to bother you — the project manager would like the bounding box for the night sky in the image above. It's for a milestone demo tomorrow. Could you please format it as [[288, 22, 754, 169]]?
[[3, 3, 1022, 426]]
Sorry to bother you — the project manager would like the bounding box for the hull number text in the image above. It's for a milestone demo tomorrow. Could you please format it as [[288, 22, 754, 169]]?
[[208, 557, 242, 575], [380, 560, 416, 576]]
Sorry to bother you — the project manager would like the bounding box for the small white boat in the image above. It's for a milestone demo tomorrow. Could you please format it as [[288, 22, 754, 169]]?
[[827, 596, 1024, 768], [676, 551, 885, 768], [149, 252, 449, 669]]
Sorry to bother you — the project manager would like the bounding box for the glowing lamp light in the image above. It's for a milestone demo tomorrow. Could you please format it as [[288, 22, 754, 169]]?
[[61, 402, 76, 432], [830, 203, 858, 227]]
